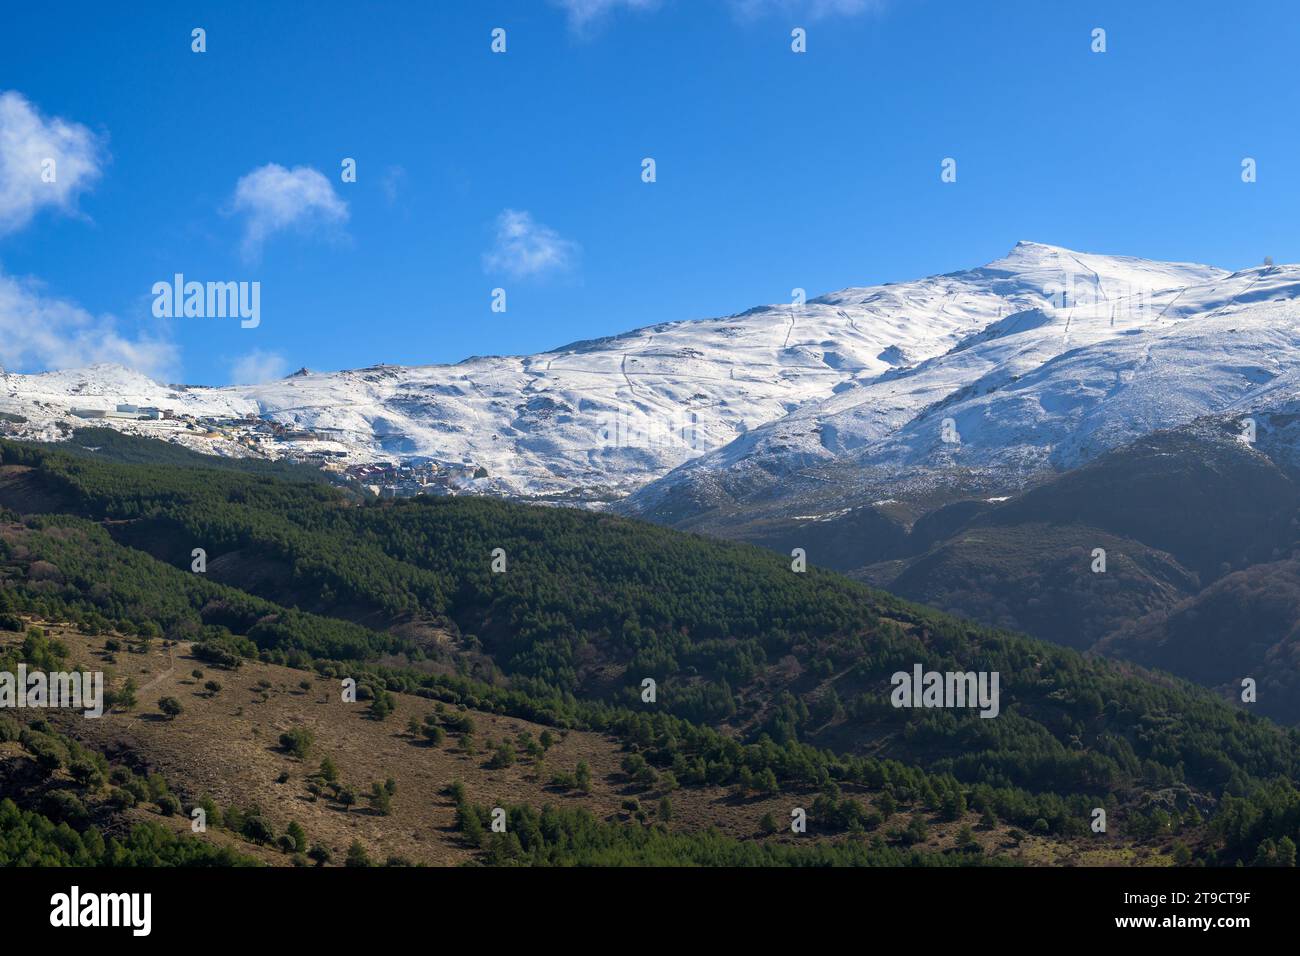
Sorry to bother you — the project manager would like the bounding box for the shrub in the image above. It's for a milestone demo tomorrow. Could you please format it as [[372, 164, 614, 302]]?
[[368, 783, 392, 816], [308, 843, 332, 866], [23, 733, 67, 773], [242, 814, 275, 845], [486, 742, 516, 769], [345, 840, 371, 867], [368, 692, 395, 721], [279, 727, 314, 759], [110, 678, 138, 711], [287, 821, 308, 853], [68, 757, 103, 790], [157, 794, 181, 816], [41, 790, 88, 826]]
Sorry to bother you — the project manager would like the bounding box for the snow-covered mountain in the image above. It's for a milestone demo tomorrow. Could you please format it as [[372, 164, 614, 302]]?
[[7, 240, 1293, 514], [2, 241, 1103, 498], [619, 244, 1300, 523]]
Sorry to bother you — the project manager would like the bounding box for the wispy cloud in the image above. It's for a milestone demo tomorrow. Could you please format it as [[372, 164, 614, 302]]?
[[0, 90, 105, 237], [228, 348, 288, 385], [482, 209, 579, 280], [230, 163, 348, 262], [0, 266, 176, 378], [729, 0, 888, 19], [380, 164, 407, 205], [550, 0, 885, 31], [550, 0, 661, 33]]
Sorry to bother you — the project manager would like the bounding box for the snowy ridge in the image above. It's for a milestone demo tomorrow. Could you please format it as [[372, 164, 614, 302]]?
[[622, 251, 1300, 520], [7, 241, 1283, 511], [1, 241, 1092, 497]]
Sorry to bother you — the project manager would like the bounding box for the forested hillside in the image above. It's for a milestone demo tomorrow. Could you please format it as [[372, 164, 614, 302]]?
[[1, 435, 1298, 868]]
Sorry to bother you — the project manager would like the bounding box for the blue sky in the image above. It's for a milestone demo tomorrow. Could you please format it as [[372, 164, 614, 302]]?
[[0, 0, 1296, 385]]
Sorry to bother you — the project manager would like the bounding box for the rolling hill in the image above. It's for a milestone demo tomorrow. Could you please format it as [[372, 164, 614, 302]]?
[[1, 434, 1298, 867]]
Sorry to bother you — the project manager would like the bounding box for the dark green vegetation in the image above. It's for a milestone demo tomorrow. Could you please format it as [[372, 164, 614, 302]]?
[[1097, 559, 1300, 713], [452, 797, 1003, 867], [46, 427, 333, 483], [2, 433, 1299, 867], [0, 797, 253, 866], [709, 425, 1300, 725]]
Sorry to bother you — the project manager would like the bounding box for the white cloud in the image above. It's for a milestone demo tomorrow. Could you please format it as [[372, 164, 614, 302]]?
[[0, 95, 164, 378], [482, 209, 579, 280], [550, 0, 660, 31], [228, 349, 288, 385], [0, 90, 105, 237], [230, 163, 348, 261], [0, 267, 176, 378]]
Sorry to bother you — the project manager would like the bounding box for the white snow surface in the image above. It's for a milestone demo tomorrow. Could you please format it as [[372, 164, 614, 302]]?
[[10, 240, 1290, 510], [621, 248, 1300, 516]]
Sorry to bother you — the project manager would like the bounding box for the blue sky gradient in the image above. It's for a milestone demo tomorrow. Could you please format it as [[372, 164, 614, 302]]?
[[1, 0, 1295, 384]]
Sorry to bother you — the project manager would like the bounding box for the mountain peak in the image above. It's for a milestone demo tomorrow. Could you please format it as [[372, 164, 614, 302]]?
[[1012, 239, 1066, 252], [979, 241, 1225, 294], [987, 240, 1090, 270]]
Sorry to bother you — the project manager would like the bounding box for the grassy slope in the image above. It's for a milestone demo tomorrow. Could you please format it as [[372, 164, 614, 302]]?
[[11, 623, 1112, 867]]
